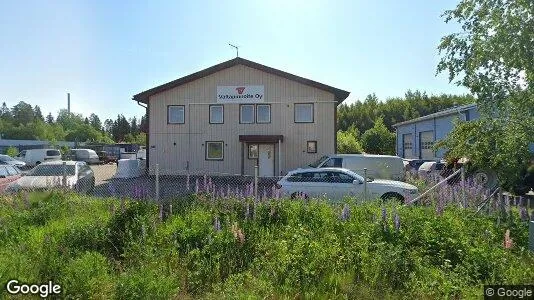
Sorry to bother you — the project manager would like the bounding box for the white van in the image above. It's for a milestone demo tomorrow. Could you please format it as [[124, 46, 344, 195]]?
[[69, 149, 100, 164], [308, 154, 405, 181], [15, 149, 62, 167]]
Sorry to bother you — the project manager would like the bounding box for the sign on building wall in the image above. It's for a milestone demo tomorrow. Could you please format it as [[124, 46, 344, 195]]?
[[217, 85, 264, 103]]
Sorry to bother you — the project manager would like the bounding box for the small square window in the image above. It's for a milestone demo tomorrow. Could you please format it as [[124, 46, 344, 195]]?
[[295, 103, 314, 123], [168, 105, 185, 124], [209, 105, 224, 124], [205, 141, 224, 160], [248, 144, 259, 159], [307, 141, 317, 153], [240, 105, 255, 124], [256, 104, 271, 123]]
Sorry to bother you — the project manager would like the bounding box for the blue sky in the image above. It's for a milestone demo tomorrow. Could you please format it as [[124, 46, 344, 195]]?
[[0, 0, 468, 121]]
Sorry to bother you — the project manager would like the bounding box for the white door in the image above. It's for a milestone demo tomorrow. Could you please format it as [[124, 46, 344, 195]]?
[[258, 144, 274, 177]]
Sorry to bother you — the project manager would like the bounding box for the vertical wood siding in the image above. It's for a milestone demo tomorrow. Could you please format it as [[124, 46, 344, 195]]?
[[148, 64, 337, 175]]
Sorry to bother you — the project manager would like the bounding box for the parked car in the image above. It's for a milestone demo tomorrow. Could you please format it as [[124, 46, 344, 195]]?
[[417, 161, 446, 176], [277, 167, 419, 202], [308, 154, 405, 181], [97, 151, 117, 164], [0, 154, 26, 168], [5, 161, 95, 193], [68, 149, 100, 164], [0, 165, 23, 193], [403, 159, 430, 172], [14, 149, 61, 167]]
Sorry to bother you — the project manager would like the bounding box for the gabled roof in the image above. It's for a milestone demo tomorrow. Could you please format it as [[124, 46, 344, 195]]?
[[132, 57, 350, 104], [392, 103, 477, 127]]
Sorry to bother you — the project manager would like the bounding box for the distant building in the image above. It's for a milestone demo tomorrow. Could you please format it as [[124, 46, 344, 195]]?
[[392, 104, 480, 160], [0, 139, 77, 154]]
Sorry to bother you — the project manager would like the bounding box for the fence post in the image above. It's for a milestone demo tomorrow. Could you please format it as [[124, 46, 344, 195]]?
[[254, 165, 259, 201], [363, 168, 368, 202], [62, 161, 67, 189], [530, 221, 534, 252], [461, 166, 466, 208], [155, 163, 160, 202]]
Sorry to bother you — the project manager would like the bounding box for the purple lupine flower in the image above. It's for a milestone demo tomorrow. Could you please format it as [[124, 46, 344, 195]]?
[[271, 185, 276, 198], [214, 216, 221, 231], [436, 196, 444, 216], [393, 212, 401, 231], [504, 194, 510, 214], [245, 203, 250, 219], [208, 177, 213, 193], [195, 178, 199, 194], [381, 207, 387, 224], [262, 189, 267, 201], [203, 174, 207, 191], [519, 206, 530, 221], [274, 187, 281, 199], [186, 174, 190, 191], [227, 184, 231, 198], [341, 204, 350, 221]]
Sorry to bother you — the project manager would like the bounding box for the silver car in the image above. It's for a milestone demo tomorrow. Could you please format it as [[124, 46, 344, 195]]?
[[0, 154, 26, 168]]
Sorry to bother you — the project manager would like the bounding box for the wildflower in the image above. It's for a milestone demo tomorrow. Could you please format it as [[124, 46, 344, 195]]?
[[23, 192, 30, 208], [519, 206, 530, 221], [262, 189, 267, 201], [159, 204, 164, 221], [195, 178, 199, 194], [214, 216, 221, 232], [341, 204, 350, 221], [381, 207, 387, 224], [120, 198, 125, 213], [203, 175, 207, 191], [503, 229, 513, 249], [393, 211, 400, 231], [227, 184, 231, 198], [436, 197, 444, 216], [245, 203, 250, 219]]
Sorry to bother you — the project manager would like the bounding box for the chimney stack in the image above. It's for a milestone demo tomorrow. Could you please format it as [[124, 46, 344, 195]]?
[[67, 93, 71, 114]]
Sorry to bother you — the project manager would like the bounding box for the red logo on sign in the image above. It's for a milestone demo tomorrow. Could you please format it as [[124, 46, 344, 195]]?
[[236, 87, 245, 94]]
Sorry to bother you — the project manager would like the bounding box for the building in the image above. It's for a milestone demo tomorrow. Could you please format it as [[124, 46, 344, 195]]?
[[132, 57, 350, 176], [0, 139, 77, 154], [392, 103, 480, 160]]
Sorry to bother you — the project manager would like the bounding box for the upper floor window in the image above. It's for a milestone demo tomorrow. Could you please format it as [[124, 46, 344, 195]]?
[[294, 103, 314, 123], [168, 105, 185, 124], [209, 105, 224, 124], [240, 105, 255, 124], [256, 104, 271, 123]]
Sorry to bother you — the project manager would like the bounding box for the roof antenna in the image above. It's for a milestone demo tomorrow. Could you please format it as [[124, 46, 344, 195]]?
[[229, 43, 239, 57]]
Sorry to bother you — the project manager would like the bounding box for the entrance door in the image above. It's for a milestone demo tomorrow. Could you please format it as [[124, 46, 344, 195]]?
[[258, 144, 274, 177]]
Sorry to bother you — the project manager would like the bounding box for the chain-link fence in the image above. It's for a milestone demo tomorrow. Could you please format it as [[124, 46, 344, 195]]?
[[1, 160, 533, 214]]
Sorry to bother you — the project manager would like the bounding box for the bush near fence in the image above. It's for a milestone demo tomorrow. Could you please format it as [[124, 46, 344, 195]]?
[[0, 191, 533, 299]]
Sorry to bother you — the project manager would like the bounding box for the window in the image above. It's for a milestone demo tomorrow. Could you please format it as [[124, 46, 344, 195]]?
[[168, 105, 185, 124], [248, 144, 258, 159], [256, 104, 271, 123], [307, 141, 317, 153], [46, 150, 60, 156], [324, 171, 355, 183], [240, 105, 255, 123], [294, 103, 314, 123], [321, 158, 342, 168], [205, 141, 224, 160], [209, 105, 224, 124], [6, 166, 20, 175]]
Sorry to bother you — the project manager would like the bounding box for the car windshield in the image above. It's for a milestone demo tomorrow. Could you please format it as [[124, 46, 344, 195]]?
[[308, 155, 328, 168], [27, 165, 76, 176], [343, 169, 367, 182], [0, 155, 15, 162]]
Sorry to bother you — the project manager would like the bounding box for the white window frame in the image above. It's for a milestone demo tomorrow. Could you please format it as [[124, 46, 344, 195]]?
[[168, 105, 185, 124], [294, 103, 314, 123], [240, 104, 255, 124], [209, 105, 224, 124], [256, 104, 271, 123]]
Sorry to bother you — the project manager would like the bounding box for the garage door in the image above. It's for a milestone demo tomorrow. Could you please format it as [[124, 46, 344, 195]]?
[[420, 131, 434, 159], [402, 134, 413, 158]]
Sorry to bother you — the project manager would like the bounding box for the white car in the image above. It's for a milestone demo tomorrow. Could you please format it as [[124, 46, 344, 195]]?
[[0, 154, 26, 168], [277, 167, 419, 202], [6, 161, 95, 193]]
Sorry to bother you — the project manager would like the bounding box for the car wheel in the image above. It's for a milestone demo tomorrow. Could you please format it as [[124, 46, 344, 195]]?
[[291, 192, 309, 200], [381, 192, 404, 203]]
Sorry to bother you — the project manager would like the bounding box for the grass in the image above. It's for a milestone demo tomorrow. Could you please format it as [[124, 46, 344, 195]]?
[[0, 190, 533, 299]]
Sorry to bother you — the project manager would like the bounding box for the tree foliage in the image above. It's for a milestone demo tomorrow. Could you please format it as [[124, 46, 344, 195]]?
[[337, 125, 363, 154], [361, 118, 396, 155], [436, 0, 534, 192]]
